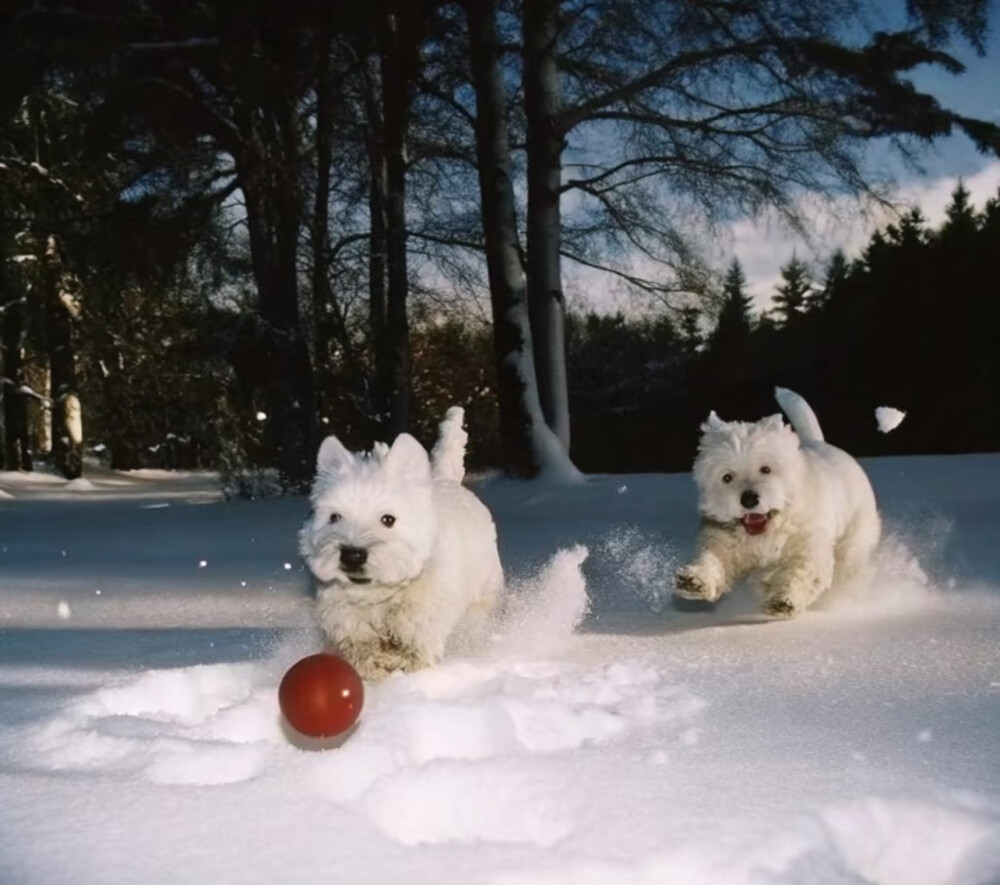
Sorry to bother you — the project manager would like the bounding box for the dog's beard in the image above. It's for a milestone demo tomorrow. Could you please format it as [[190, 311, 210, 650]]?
[[304, 536, 428, 589]]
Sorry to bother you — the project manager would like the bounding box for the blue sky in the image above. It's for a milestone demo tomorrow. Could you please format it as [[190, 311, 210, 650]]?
[[912, 15, 1000, 143], [731, 16, 1000, 307], [565, 13, 1000, 314]]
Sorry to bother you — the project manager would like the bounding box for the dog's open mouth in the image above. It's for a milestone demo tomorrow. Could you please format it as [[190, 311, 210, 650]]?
[[346, 575, 372, 585], [741, 513, 770, 535]]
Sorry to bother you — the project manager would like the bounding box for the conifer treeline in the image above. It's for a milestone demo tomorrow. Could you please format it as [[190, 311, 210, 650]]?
[[3, 165, 996, 476], [569, 182, 1000, 472]]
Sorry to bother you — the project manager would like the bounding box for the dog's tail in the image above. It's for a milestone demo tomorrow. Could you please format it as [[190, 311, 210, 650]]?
[[431, 406, 468, 482], [774, 387, 825, 442]]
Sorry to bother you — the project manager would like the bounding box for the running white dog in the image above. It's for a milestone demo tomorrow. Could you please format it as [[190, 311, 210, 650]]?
[[300, 407, 503, 679], [674, 387, 880, 617]]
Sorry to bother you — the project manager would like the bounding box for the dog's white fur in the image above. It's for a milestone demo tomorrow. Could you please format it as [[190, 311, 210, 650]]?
[[299, 407, 503, 679], [675, 387, 880, 617]]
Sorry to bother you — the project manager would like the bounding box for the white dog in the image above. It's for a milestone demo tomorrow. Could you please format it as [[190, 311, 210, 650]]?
[[674, 387, 880, 617], [299, 407, 503, 679]]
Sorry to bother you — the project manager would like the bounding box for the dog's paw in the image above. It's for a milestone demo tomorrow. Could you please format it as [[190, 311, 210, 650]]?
[[674, 567, 719, 603], [335, 638, 425, 682], [351, 654, 412, 682], [762, 595, 798, 618]]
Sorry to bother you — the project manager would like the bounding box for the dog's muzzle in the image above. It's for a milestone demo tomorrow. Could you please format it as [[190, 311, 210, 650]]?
[[339, 546, 371, 584]]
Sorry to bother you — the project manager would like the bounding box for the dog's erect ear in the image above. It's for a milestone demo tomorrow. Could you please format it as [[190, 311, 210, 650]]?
[[701, 411, 727, 434], [382, 433, 432, 483], [759, 413, 786, 433], [317, 435, 356, 475]]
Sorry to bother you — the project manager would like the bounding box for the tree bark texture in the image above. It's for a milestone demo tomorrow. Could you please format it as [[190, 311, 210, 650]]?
[[0, 288, 32, 472], [236, 103, 318, 488], [311, 25, 335, 417], [42, 237, 82, 479], [376, 1, 421, 440], [363, 53, 391, 437], [523, 0, 571, 451], [467, 0, 572, 477]]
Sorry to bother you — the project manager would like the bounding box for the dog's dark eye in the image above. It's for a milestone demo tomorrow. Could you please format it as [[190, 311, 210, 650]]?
[[381, 514, 396, 528], [328, 513, 341, 524], [760, 466, 772, 475], [722, 473, 734, 484]]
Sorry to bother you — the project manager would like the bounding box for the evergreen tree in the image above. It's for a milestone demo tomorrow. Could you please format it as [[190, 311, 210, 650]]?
[[712, 259, 755, 347], [940, 182, 979, 242], [862, 230, 891, 272], [887, 208, 929, 248], [982, 187, 1000, 233], [772, 256, 814, 324], [678, 305, 703, 358], [817, 249, 849, 307]]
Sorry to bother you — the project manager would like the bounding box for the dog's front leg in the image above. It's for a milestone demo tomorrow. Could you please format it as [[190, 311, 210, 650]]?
[[760, 538, 834, 617], [675, 544, 733, 603]]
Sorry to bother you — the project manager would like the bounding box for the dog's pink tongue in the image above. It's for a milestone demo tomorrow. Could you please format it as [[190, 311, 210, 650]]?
[[742, 513, 768, 535]]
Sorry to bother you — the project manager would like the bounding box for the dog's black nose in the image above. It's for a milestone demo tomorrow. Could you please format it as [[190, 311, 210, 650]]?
[[339, 546, 368, 572], [740, 490, 760, 510]]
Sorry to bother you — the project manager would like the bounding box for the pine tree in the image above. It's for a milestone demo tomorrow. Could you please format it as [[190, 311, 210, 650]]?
[[712, 259, 755, 347], [983, 187, 1000, 233], [887, 208, 928, 248], [863, 230, 891, 272], [940, 182, 979, 242], [678, 305, 703, 357], [772, 256, 814, 325], [817, 249, 849, 307]]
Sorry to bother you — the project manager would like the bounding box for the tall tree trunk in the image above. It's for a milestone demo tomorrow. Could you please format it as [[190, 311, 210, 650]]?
[[312, 38, 366, 434], [42, 236, 82, 479], [237, 110, 317, 489], [0, 285, 32, 472], [310, 24, 360, 425], [1, 100, 42, 472], [363, 53, 390, 437], [377, 2, 420, 439], [26, 96, 81, 476], [523, 0, 571, 450], [467, 0, 577, 479], [311, 27, 334, 417]]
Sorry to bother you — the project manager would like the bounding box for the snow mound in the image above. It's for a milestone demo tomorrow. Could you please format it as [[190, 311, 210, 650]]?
[[28, 663, 281, 785], [360, 759, 573, 846], [730, 795, 1000, 885], [23, 651, 705, 846], [314, 656, 705, 845], [788, 796, 1000, 885], [64, 477, 97, 491], [492, 796, 1000, 884]]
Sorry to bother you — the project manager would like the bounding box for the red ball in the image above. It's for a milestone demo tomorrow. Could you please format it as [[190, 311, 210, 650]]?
[[278, 653, 364, 739]]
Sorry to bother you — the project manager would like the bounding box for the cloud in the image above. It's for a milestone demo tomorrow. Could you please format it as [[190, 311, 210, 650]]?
[[730, 160, 1000, 310], [566, 160, 1000, 316]]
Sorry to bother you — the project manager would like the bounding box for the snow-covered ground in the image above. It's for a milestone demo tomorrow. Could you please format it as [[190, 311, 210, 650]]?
[[2, 455, 1000, 884]]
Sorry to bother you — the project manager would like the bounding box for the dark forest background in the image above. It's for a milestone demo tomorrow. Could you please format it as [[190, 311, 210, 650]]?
[[570, 184, 1000, 472], [1, 0, 998, 490]]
